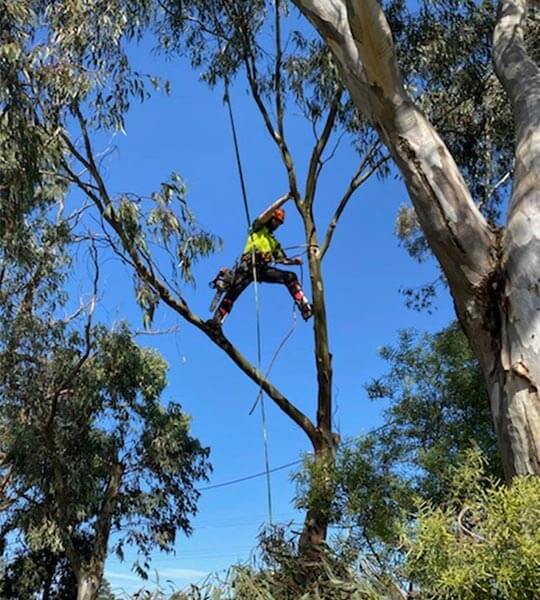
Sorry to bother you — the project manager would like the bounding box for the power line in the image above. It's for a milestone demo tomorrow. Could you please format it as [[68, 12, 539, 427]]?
[[197, 429, 391, 493], [198, 459, 303, 491]]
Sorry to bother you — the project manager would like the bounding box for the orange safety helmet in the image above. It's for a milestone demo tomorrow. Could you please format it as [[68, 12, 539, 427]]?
[[272, 207, 285, 224]]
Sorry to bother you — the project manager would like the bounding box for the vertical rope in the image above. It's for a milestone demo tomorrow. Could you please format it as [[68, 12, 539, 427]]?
[[224, 79, 273, 524]]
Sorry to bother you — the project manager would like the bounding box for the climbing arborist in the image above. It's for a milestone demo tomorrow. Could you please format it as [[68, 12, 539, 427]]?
[[208, 193, 313, 327]]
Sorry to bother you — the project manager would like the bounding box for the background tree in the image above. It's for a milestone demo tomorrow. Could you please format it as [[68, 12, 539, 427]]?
[[291, 0, 540, 478], [1, 318, 210, 600], [293, 323, 498, 568], [1, 26, 210, 592]]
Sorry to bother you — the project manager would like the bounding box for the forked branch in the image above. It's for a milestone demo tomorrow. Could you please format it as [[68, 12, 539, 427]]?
[[63, 113, 318, 445]]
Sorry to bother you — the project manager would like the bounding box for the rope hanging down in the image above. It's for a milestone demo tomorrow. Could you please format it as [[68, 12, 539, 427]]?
[[223, 78, 273, 524]]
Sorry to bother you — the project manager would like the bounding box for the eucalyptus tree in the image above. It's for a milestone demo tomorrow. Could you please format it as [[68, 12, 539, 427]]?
[[1, 315, 210, 600], [50, 0, 388, 556], [0, 216, 210, 600], [1, 7, 211, 596], [290, 0, 540, 479], [7, 0, 535, 561]]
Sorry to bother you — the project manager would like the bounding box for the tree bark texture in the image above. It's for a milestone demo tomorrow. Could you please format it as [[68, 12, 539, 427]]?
[[491, 0, 540, 476], [75, 462, 123, 600], [77, 575, 103, 600], [292, 0, 540, 478]]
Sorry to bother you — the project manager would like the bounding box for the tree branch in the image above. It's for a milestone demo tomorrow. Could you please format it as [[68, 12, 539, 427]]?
[[64, 117, 319, 445], [45, 243, 98, 432], [305, 89, 343, 209], [275, 0, 285, 139], [320, 146, 388, 259]]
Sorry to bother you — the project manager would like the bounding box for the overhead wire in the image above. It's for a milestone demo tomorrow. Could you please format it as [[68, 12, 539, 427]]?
[[199, 458, 303, 491], [198, 428, 394, 493]]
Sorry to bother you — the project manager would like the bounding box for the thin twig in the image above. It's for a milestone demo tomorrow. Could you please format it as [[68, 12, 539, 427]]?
[[320, 148, 389, 259]]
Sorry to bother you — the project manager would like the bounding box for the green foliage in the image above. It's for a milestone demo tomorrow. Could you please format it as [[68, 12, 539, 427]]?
[[110, 172, 222, 326], [293, 440, 409, 548], [166, 527, 404, 599], [293, 451, 338, 523], [366, 323, 500, 501], [403, 449, 540, 599], [0, 547, 78, 599], [97, 578, 118, 600], [0, 317, 211, 582], [0, 0, 157, 225]]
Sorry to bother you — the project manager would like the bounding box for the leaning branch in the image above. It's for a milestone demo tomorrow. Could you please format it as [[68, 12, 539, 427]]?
[[64, 119, 318, 445]]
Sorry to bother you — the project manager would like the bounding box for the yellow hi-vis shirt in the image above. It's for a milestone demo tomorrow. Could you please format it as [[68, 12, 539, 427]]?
[[243, 223, 285, 262]]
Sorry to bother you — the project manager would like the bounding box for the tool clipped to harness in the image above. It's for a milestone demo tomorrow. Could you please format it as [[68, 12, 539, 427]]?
[[208, 267, 235, 312]]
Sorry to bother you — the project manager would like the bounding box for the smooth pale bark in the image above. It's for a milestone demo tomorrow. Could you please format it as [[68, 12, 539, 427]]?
[[292, 0, 540, 478], [77, 575, 102, 600], [492, 0, 540, 475]]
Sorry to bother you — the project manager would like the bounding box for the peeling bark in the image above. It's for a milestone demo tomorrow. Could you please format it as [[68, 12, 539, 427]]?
[[75, 462, 124, 600], [492, 0, 540, 477], [293, 0, 540, 477]]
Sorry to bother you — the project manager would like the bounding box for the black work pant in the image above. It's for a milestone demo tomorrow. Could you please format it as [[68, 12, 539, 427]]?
[[217, 259, 303, 316]]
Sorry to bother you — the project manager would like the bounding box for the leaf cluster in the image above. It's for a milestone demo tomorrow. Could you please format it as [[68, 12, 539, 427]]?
[[0, 0, 161, 231], [0, 318, 211, 578], [393, 0, 516, 221], [365, 323, 500, 503], [0, 546, 78, 599], [105, 172, 222, 327], [403, 449, 540, 599]]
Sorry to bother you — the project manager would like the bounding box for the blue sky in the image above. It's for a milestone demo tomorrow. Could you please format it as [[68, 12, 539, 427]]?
[[66, 24, 456, 596]]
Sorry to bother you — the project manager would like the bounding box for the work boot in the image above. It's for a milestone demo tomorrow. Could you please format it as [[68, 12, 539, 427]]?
[[298, 298, 313, 321], [206, 316, 223, 331], [207, 299, 232, 329]]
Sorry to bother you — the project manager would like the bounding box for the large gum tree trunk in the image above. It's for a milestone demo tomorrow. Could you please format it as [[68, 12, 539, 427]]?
[[69, 463, 124, 600], [292, 0, 540, 478], [491, 0, 540, 476]]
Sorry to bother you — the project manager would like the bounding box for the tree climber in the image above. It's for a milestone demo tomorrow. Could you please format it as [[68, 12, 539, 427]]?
[[208, 193, 313, 327]]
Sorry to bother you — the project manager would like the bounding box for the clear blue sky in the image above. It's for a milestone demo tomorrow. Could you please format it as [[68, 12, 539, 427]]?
[[68, 24, 456, 596]]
